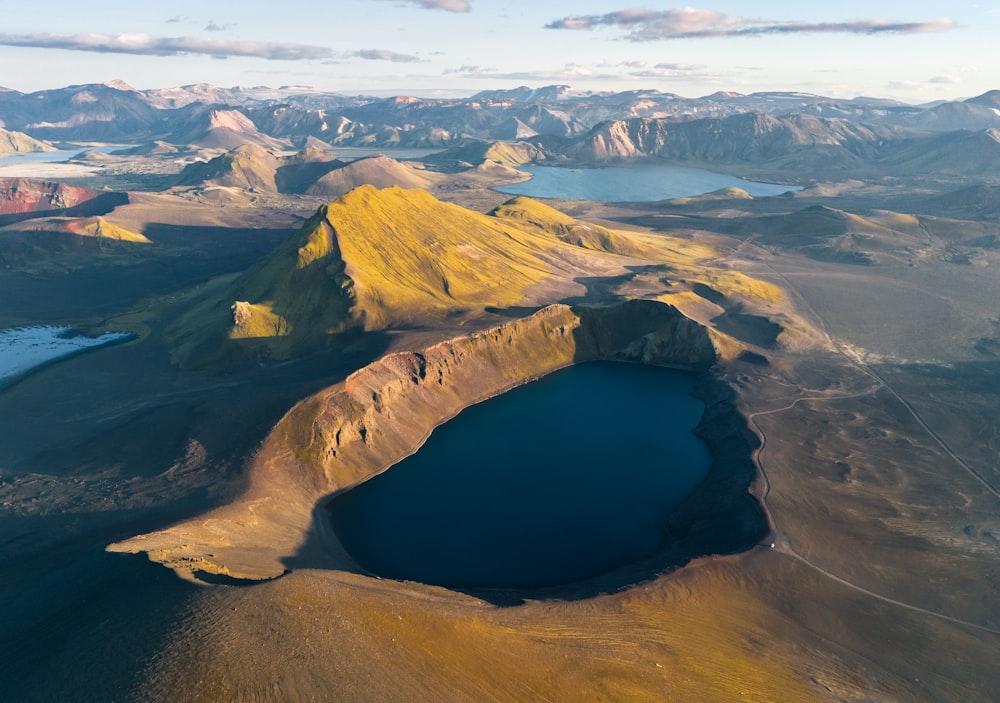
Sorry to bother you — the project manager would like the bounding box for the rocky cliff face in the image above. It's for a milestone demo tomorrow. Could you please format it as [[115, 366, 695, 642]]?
[[110, 300, 724, 583], [566, 112, 898, 166], [0, 178, 128, 225], [0, 127, 54, 154]]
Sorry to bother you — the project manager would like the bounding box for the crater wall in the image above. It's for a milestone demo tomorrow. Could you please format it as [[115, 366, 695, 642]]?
[[110, 300, 746, 585]]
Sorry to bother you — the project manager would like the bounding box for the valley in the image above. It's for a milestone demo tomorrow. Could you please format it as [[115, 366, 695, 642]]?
[[0, 80, 998, 702]]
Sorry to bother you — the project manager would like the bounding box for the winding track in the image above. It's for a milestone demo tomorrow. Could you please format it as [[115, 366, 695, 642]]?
[[730, 238, 1000, 637]]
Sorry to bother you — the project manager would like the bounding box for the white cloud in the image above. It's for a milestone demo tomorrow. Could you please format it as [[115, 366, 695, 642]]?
[[0, 32, 334, 60], [355, 49, 425, 62], [205, 21, 236, 32], [546, 8, 956, 41], [374, 0, 470, 12]]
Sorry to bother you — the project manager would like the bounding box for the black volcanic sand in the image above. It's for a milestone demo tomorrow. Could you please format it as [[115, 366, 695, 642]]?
[[0, 327, 394, 700], [328, 362, 711, 589]]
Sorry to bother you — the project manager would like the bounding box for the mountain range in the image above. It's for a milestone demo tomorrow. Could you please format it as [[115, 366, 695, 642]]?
[[2, 80, 999, 150]]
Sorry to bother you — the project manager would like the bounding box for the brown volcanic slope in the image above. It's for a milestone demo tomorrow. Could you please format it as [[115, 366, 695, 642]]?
[[0, 127, 54, 154], [174, 109, 292, 151], [735, 204, 929, 265], [173, 147, 438, 199], [304, 154, 441, 198], [174, 144, 280, 191], [273, 146, 339, 193]]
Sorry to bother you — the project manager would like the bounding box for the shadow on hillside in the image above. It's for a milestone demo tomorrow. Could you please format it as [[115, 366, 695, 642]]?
[[563, 264, 670, 306], [0, 191, 129, 226]]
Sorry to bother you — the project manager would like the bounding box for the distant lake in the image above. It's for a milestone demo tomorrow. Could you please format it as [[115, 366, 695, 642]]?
[[328, 362, 710, 589], [497, 164, 800, 202], [0, 145, 133, 167], [0, 325, 133, 387]]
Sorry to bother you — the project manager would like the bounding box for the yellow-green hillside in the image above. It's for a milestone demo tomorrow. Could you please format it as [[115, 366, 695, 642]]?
[[489, 197, 782, 303], [326, 186, 555, 326], [168, 185, 558, 366], [490, 196, 648, 256], [166, 185, 782, 368], [81, 218, 151, 243], [167, 207, 352, 368]]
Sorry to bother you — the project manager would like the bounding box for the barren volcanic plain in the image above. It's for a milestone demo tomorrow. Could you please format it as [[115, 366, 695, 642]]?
[[0, 83, 998, 702]]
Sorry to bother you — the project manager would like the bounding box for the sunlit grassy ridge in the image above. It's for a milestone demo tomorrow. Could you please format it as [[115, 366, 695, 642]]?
[[166, 186, 782, 367], [168, 186, 558, 365], [81, 218, 151, 243], [489, 196, 648, 257], [490, 196, 782, 303], [228, 301, 291, 339], [332, 186, 555, 326]]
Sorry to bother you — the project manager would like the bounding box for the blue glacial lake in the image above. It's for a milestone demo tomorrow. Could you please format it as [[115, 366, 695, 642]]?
[[0, 325, 133, 387], [328, 361, 711, 589], [497, 164, 800, 202]]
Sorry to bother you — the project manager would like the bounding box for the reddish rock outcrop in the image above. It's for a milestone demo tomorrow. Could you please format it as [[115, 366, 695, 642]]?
[[0, 178, 128, 225]]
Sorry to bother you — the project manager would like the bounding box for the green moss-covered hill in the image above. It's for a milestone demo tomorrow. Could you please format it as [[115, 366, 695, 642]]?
[[168, 186, 572, 366], [166, 184, 781, 368]]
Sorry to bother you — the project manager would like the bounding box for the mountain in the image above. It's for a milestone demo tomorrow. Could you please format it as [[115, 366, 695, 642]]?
[[141, 83, 245, 109], [887, 128, 1000, 176], [167, 186, 563, 366], [471, 85, 578, 102], [0, 128, 55, 155], [5, 80, 1000, 175], [273, 147, 339, 193], [304, 154, 439, 198], [0, 82, 163, 140], [170, 108, 292, 150], [898, 95, 1000, 132], [488, 197, 649, 257], [922, 184, 1000, 219], [64, 217, 150, 243], [173, 147, 435, 197], [737, 205, 926, 265], [165, 183, 777, 369], [557, 112, 899, 168], [423, 140, 544, 171], [174, 144, 280, 191]]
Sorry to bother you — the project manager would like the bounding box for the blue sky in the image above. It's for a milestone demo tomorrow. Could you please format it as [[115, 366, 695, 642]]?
[[1, 1, 997, 102]]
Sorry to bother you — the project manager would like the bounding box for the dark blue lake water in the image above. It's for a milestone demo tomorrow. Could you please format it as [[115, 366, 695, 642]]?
[[496, 164, 799, 202], [328, 362, 711, 589]]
